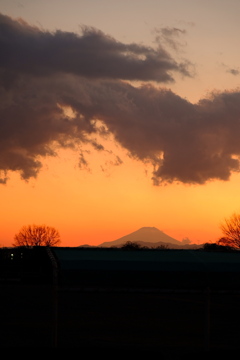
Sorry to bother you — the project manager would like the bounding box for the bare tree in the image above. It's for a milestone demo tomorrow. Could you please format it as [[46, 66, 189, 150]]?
[[217, 213, 240, 249], [13, 224, 61, 247]]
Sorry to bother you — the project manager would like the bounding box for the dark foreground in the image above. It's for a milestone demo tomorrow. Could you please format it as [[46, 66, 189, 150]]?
[[1, 246, 240, 358], [1, 281, 240, 358]]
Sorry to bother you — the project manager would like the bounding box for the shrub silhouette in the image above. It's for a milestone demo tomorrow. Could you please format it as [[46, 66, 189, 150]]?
[[120, 241, 143, 250]]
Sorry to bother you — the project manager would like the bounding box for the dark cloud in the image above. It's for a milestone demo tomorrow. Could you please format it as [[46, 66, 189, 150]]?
[[1, 13, 240, 186], [222, 63, 239, 76], [2, 71, 240, 185], [227, 68, 240, 76], [0, 13, 191, 85]]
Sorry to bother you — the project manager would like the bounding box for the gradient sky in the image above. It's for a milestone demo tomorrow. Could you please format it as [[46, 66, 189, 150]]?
[[1, 0, 240, 247]]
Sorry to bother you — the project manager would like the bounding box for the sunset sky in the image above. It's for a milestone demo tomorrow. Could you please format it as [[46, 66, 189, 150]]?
[[1, 0, 240, 247]]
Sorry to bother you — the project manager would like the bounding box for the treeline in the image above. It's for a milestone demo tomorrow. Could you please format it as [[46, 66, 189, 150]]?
[[104, 241, 236, 251]]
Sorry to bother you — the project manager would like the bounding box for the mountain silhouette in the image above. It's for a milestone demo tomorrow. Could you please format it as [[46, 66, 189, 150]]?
[[98, 227, 187, 248]]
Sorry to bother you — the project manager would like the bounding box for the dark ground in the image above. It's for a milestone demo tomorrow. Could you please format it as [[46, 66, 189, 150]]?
[[1, 246, 240, 357], [1, 281, 240, 358]]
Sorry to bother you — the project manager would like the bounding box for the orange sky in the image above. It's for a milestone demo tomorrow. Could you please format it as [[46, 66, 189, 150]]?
[[2, 144, 240, 247], [1, 1, 240, 247]]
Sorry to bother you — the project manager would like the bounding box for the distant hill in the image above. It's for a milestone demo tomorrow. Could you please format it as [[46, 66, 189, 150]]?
[[98, 227, 200, 249]]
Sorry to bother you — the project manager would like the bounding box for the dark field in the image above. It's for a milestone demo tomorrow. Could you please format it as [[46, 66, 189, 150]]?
[[1, 281, 240, 357], [1, 247, 240, 358]]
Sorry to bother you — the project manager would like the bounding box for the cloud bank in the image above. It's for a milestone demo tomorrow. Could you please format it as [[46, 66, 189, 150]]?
[[1, 13, 240, 185], [0, 13, 190, 84]]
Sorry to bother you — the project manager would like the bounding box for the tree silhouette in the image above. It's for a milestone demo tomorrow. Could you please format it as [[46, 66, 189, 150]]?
[[13, 224, 61, 247], [217, 213, 240, 249]]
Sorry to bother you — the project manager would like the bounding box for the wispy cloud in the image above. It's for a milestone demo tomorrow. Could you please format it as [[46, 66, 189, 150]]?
[[221, 62, 240, 76], [154, 26, 187, 52]]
